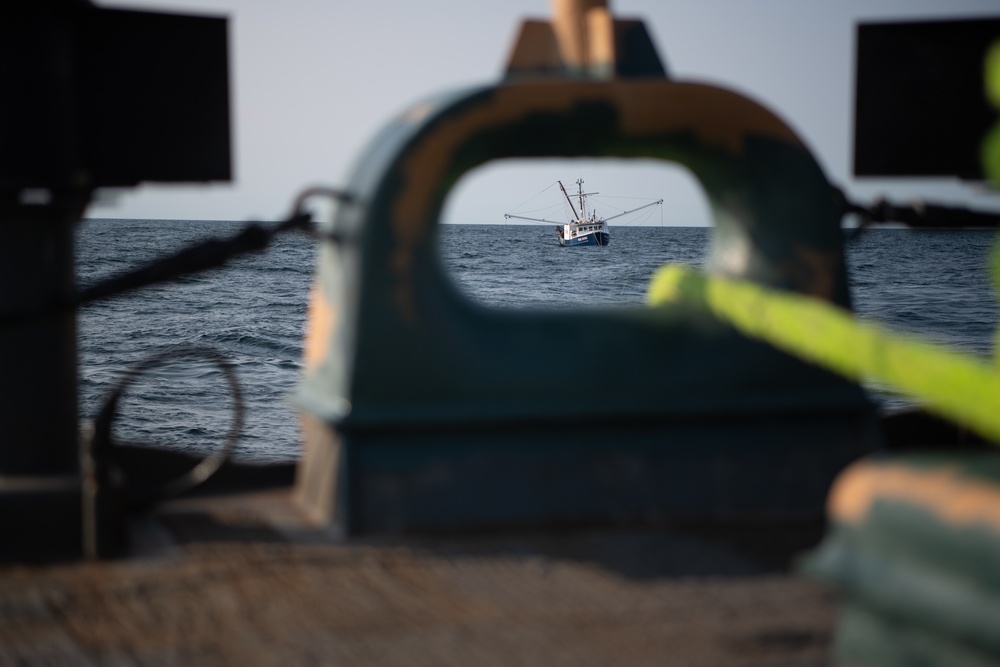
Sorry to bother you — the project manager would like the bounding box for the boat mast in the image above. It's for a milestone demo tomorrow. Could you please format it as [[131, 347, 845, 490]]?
[[557, 180, 580, 223], [507, 178, 656, 226]]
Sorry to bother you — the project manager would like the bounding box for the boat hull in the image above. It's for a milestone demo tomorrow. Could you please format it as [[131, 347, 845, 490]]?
[[559, 232, 609, 247]]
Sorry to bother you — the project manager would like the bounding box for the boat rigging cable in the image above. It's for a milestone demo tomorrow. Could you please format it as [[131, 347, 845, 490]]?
[[4, 184, 995, 331], [0, 187, 354, 328], [504, 181, 663, 227], [840, 190, 1000, 237], [505, 182, 560, 218], [587, 195, 665, 227], [32, 186, 352, 531]]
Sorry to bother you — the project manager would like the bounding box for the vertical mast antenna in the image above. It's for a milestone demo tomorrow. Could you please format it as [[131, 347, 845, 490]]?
[[557, 180, 581, 221]]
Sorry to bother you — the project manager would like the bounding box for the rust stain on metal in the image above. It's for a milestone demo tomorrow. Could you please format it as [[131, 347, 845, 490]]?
[[303, 281, 335, 371], [830, 460, 1000, 530]]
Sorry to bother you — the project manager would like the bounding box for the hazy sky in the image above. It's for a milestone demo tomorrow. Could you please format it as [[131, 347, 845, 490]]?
[[89, 0, 1000, 226]]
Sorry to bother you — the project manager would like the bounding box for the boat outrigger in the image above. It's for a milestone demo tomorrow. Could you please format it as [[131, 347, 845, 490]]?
[[504, 179, 663, 247]]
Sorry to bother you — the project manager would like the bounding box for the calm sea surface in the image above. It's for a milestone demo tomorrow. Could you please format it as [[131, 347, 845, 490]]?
[[76, 221, 999, 462]]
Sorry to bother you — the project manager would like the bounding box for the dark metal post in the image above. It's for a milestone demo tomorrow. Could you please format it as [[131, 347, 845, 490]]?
[[0, 198, 83, 559], [0, 203, 79, 473]]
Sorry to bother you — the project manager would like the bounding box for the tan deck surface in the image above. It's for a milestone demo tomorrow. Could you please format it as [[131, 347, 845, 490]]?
[[0, 492, 837, 666]]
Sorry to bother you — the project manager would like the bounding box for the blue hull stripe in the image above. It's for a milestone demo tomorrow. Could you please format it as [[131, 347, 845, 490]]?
[[559, 232, 610, 247]]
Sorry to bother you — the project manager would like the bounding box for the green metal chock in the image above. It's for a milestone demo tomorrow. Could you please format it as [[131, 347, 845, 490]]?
[[294, 1, 877, 534]]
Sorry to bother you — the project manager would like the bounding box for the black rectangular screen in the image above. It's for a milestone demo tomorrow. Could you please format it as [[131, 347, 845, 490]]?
[[855, 17, 1000, 179], [0, 6, 231, 190]]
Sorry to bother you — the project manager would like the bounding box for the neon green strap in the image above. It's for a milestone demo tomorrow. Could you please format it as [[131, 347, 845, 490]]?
[[648, 265, 1000, 443]]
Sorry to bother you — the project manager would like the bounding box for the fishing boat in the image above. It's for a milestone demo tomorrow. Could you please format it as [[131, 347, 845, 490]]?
[[504, 178, 662, 247]]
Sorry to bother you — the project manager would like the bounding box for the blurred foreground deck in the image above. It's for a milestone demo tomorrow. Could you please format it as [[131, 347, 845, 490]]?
[[0, 490, 836, 666]]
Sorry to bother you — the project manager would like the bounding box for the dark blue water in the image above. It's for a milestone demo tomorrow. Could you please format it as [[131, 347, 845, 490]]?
[[441, 225, 708, 308], [76, 221, 999, 462], [846, 228, 998, 355], [76, 219, 313, 463]]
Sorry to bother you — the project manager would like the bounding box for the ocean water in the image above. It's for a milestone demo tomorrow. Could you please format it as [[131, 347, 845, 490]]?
[[76, 221, 999, 462]]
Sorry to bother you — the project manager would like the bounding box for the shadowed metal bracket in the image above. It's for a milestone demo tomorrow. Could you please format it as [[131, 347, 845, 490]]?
[[0, 0, 230, 561], [505, 0, 667, 79]]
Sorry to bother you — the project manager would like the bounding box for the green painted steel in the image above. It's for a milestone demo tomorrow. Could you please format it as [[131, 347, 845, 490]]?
[[294, 74, 877, 532], [802, 455, 1000, 666]]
